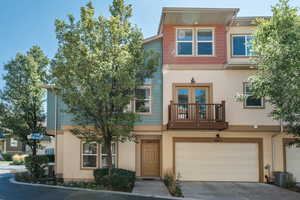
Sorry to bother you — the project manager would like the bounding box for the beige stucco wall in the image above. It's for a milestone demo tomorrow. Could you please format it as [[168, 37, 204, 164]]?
[[162, 69, 279, 126], [226, 26, 257, 65], [56, 134, 64, 176], [161, 131, 277, 181], [56, 131, 137, 181]]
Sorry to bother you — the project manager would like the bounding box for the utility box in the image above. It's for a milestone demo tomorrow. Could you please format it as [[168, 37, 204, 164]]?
[[273, 171, 291, 187]]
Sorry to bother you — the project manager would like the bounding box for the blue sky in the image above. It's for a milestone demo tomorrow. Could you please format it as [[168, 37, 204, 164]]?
[[0, 0, 299, 88]]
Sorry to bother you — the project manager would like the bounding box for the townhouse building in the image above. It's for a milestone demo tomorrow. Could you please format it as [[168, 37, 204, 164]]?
[[46, 8, 300, 183]]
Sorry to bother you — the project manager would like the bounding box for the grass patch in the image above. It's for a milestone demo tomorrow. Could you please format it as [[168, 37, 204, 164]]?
[[0, 161, 12, 166]]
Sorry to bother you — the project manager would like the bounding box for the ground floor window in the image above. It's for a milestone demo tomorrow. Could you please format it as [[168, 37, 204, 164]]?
[[82, 142, 98, 168], [101, 142, 117, 168]]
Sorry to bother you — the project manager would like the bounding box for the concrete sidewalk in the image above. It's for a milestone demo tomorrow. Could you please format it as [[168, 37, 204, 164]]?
[[133, 179, 171, 197]]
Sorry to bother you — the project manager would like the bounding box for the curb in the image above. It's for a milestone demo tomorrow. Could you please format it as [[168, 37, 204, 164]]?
[[9, 177, 192, 200]]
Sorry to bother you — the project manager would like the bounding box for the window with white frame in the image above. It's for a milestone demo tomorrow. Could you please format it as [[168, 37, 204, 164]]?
[[243, 83, 264, 108], [134, 86, 151, 113], [197, 29, 214, 56], [176, 29, 193, 55], [82, 142, 98, 168], [101, 142, 117, 168], [232, 35, 254, 56]]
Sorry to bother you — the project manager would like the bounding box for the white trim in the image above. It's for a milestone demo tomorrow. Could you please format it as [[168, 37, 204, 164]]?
[[232, 35, 254, 56], [134, 85, 152, 114], [175, 28, 194, 56], [196, 28, 215, 56]]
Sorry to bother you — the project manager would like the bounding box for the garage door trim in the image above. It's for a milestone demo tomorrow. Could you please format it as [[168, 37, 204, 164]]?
[[173, 137, 264, 183]]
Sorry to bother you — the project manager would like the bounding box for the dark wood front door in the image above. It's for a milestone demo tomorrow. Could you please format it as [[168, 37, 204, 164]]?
[[141, 140, 160, 177]]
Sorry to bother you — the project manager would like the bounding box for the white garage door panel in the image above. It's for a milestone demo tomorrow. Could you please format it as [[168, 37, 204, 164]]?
[[286, 145, 300, 182], [175, 142, 259, 182]]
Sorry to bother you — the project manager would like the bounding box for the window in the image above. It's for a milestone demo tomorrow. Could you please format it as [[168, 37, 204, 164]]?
[[176, 29, 193, 55], [197, 29, 214, 55], [243, 83, 264, 108], [232, 35, 254, 56], [10, 138, 18, 147], [135, 86, 151, 113], [82, 142, 98, 168], [101, 143, 117, 168]]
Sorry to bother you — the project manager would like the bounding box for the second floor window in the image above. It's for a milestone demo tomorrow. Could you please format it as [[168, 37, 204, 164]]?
[[243, 83, 264, 109], [176, 29, 193, 55], [134, 86, 151, 113], [232, 35, 254, 56], [197, 29, 214, 56]]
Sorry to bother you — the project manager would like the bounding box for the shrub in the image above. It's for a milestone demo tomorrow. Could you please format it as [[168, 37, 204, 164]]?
[[15, 172, 32, 183], [283, 173, 297, 189], [2, 153, 13, 161], [25, 155, 49, 181], [163, 171, 183, 197], [93, 168, 136, 192], [10, 154, 27, 165]]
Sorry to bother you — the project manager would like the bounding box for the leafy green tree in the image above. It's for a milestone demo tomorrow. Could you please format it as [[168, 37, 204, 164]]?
[[0, 46, 49, 180], [52, 0, 158, 173], [249, 0, 300, 139]]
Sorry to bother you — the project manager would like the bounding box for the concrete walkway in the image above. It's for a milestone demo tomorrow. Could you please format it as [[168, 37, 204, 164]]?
[[133, 179, 171, 197]]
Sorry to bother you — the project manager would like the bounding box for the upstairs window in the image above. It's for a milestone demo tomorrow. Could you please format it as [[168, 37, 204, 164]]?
[[197, 29, 214, 56], [232, 35, 254, 56], [243, 83, 264, 109], [176, 29, 193, 55], [134, 86, 151, 113]]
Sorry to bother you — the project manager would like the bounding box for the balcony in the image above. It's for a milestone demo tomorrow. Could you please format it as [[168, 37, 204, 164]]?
[[167, 101, 228, 130]]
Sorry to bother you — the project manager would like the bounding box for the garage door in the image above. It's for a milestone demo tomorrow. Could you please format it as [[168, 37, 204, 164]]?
[[175, 142, 260, 182], [286, 145, 300, 182]]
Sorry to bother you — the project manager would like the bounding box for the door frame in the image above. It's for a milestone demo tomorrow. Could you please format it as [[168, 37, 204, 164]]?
[[173, 137, 264, 183], [172, 83, 213, 103], [141, 139, 161, 177]]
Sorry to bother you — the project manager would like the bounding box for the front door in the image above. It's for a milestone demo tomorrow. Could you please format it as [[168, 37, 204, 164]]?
[[141, 140, 160, 177]]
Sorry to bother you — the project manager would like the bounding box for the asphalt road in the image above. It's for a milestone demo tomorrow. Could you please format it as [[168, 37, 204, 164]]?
[[0, 173, 174, 200]]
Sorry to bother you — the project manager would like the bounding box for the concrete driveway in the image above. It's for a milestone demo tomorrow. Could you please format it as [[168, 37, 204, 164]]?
[[181, 182, 300, 200]]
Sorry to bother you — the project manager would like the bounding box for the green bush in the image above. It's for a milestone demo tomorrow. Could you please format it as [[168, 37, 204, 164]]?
[[46, 155, 55, 163], [2, 153, 13, 161], [25, 155, 49, 180], [93, 168, 136, 192], [15, 172, 32, 183], [163, 171, 183, 197]]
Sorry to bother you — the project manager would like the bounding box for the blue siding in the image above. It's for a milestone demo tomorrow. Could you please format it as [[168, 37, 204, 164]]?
[[47, 39, 163, 130]]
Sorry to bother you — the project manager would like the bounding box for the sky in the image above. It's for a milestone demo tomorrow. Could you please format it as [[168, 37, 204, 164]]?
[[0, 0, 300, 89]]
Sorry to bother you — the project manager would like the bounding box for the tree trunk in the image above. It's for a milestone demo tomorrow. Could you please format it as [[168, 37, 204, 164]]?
[[104, 137, 113, 176]]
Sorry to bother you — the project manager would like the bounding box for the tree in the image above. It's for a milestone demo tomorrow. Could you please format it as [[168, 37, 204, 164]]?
[[249, 0, 300, 139], [52, 0, 158, 173], [0, 46, 49, 179]]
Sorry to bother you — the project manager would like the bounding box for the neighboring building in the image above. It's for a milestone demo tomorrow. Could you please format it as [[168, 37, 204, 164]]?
[[46, 8, 300, 183], [0, 132, 26, 154]]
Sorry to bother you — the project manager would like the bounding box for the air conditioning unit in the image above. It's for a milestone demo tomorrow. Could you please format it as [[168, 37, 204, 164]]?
[[273, 171, 291, 187]]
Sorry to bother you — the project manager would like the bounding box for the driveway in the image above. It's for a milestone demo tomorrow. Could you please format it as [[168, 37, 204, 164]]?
[[181, 182, 300, 200], [0, 172, 175, 200]]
